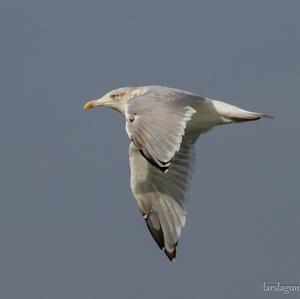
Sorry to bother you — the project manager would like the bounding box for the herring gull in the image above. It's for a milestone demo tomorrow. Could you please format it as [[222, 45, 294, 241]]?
[[83, 85, 272, 261]]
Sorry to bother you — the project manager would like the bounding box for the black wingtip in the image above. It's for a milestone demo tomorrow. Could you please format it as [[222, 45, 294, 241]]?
[[163, 247, 176, 262], [144, 214, 165, 251], [143, 213, 177, 262]]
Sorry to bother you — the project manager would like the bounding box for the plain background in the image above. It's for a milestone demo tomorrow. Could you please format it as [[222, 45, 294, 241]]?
[[0, 0, 299, 298]]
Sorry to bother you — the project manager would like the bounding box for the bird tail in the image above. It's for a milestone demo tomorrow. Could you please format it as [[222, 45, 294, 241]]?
[[211, 99, 274, 123]]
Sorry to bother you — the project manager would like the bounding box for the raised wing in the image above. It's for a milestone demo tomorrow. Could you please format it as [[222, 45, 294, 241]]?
[[125, 91, 200, 172], [129, 138, 195, 261]]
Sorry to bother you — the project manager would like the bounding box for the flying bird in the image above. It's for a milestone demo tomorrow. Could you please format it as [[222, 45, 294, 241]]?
[[83, 85, 272, 261]]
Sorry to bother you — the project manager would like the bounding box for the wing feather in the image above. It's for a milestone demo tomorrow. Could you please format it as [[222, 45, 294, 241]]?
[[125, 93, 198, 172], [129, 138, 195, 261]]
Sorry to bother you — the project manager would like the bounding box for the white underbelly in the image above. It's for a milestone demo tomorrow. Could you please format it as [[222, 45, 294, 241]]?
[[186, 100, 224, 135]]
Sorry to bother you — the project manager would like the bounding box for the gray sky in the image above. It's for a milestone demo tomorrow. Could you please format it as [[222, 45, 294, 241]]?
[[0, 0, 299, 298]]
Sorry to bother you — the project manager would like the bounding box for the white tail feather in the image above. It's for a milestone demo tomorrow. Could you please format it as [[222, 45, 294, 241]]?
[[211, 99, 274, 122]]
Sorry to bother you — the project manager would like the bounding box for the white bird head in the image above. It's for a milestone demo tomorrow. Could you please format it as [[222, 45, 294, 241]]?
[[83, 86, 144, 114]]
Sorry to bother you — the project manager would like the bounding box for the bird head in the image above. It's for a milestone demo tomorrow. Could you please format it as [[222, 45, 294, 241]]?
[[83, 86, 144, 114]]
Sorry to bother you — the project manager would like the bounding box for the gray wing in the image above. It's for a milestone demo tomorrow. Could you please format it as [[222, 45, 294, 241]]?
[[129, 138, 195, 261], [125, 91, 200, 172]]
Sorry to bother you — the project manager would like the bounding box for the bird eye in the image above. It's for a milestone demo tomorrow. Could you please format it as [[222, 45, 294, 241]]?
[[111, 93, 120, 100]]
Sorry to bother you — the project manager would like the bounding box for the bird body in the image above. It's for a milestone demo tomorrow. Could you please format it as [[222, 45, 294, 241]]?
[[84, 85, 272, 261]]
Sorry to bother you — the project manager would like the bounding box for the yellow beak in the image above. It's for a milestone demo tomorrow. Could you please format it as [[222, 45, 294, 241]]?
[[83, 101, 94, 110]]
